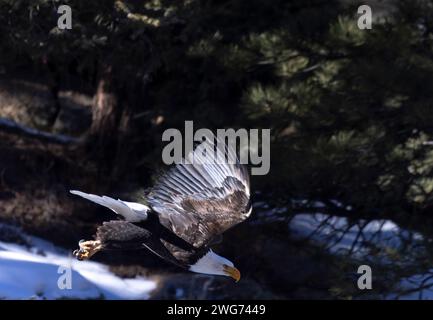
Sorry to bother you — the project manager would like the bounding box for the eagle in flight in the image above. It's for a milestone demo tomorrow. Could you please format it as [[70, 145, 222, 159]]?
[[70, 140, 251, 282]]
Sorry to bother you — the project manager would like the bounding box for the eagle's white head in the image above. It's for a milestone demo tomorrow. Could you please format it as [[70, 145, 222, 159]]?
[[188, 249, 241, 282]]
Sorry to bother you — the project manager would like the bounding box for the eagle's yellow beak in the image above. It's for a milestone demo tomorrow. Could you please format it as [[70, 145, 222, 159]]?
[[223, 265, 241, 282]]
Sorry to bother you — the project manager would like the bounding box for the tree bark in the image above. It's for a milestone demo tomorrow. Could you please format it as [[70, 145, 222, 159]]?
[[88, 63, 121, 179], [91, 64, 118, 143]]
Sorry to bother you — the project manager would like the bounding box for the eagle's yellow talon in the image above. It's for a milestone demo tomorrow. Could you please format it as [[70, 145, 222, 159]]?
[[73, 240, 102, 261]]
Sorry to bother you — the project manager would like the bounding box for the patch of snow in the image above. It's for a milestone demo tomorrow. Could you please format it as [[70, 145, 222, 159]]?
[[288, 212, 433, 299], [290, 199, 326, 208], [175, 288, 185, 299], [289, 213, 423, 257], [386, 272, 433, 300], [0, 224, 157, 300]]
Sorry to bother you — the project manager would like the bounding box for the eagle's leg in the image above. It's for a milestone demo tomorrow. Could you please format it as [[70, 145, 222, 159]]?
[[73, 239, 103, 261], [73, 220, 151, 261]]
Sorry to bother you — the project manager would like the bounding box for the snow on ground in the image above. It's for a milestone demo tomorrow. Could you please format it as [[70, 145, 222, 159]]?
[[387, 272, 433, 300], [287, 212, 433, 299], [289, 213, 423, 256], [0, 224, 157, 299]]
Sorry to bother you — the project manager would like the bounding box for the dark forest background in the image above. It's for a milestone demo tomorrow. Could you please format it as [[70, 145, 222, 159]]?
[[1, 0, 433, 299]]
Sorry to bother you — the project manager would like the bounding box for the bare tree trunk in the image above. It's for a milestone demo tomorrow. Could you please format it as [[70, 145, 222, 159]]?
[[112, 106, 133, 179], [88, 63, 121, 181], [91, 64, 118, 142]]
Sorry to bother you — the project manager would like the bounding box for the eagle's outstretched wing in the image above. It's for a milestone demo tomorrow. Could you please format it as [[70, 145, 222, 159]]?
[[69, 190, 150, 222], [147, 141, 251, 248]]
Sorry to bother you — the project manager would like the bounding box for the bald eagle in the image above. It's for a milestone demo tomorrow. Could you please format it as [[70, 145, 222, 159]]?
[[70, 141, 251, 282]]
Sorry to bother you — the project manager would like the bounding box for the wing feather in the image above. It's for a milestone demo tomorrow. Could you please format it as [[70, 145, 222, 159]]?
[[70, 190, 149, 222], [147, 140, 251, 248]]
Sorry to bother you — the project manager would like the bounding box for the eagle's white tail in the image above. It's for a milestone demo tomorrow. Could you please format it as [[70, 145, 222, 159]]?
[[70, 190, 149, 222]]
